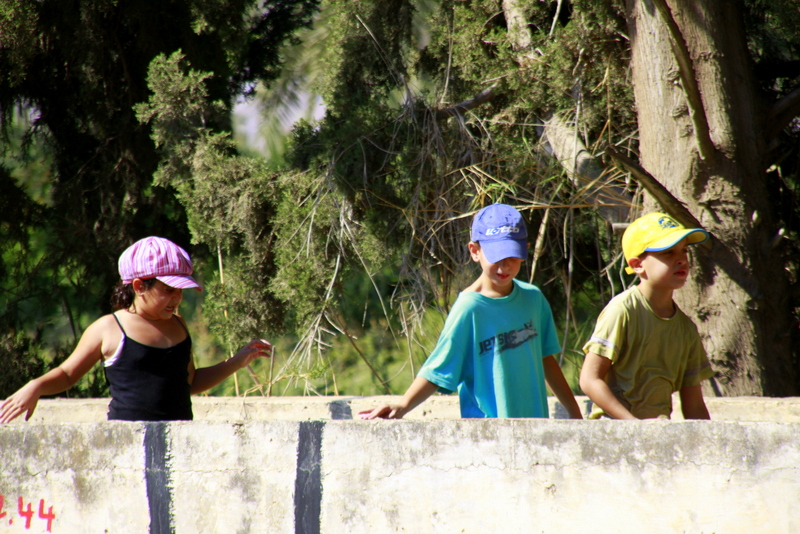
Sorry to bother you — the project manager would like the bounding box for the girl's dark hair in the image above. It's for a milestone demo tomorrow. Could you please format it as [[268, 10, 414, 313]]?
[[111, 279, 157, 311]]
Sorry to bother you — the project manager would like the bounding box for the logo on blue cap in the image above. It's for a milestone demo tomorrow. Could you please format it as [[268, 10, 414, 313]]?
[[485, 225, 522, 236], [471, 204, 528, 263]]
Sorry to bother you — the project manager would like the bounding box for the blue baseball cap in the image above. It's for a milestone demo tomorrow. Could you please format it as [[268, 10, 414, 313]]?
[[471, 204, 528, 263]]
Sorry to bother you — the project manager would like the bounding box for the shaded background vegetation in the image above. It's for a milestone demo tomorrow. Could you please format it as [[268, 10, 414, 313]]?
[[2, 0, 799, 399]]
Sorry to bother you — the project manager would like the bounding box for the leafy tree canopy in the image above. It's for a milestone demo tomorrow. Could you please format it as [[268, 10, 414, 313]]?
[[185, 0, 800, 394], [0, 0, 318, 397], [3, 0, 800, 397]]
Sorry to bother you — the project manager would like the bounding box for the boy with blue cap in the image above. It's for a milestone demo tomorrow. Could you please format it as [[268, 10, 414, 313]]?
[[580, 212, 715, 419], [360, 204, 583, 419]]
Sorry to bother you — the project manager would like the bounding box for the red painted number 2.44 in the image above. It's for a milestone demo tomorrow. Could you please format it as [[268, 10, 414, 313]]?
[[0, 494, 56, 532]]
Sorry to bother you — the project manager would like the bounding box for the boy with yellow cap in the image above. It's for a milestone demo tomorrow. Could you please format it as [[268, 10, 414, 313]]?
[[580, 213, 714, 419]]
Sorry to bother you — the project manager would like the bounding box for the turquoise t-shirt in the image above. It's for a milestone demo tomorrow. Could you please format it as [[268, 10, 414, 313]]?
[[418, 279, 561, 418]]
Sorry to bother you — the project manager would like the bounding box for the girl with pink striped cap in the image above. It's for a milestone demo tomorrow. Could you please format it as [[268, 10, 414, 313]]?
[[1, 236, 272, 422]]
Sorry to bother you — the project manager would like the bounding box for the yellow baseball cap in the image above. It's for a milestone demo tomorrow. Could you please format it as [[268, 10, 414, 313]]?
[[622, 213, 708, 274]]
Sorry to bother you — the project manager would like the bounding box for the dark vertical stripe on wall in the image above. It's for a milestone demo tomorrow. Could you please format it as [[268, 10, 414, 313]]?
[[295, 421, 324, 534], [144, 423, 175, 534]]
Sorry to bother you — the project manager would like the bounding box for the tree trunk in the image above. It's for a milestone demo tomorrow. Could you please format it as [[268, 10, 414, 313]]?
[[625, 0, 797, 395]]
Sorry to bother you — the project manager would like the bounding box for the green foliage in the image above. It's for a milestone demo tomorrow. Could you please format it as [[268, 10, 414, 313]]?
[[0, 331, 46, 399], [137, 0, 642, 395], [0, 0, 318, 399], [137, 40, 426, 393], [5, 0, 800, 399], [223, 0, 658, 394], [745, 0, 800, 94], [0, 329, 108, 400], [136, 52, 285, 352]]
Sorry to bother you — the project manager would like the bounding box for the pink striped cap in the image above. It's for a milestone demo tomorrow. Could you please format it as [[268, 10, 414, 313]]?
[[118, 236, 202, 291]]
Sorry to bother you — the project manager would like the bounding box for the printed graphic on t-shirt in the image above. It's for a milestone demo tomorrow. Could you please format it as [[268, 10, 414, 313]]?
[[478, 322, 538, 355]]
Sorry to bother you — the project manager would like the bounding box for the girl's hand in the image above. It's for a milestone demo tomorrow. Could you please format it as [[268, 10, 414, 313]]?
[[232, 339, 273, 368], [0, 381, 43, 424]]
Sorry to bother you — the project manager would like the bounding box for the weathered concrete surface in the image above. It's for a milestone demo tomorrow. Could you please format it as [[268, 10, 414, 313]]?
[[0, 422, 299, 534], [2, 413, 800, 533], [15, 394, 800, 423], [324, 420, 800, 534], [0, 423, 149, 532], [168, 421, 298, 533]]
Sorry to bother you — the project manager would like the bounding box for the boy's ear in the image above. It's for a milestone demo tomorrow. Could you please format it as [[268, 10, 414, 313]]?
[[468, 241, 481, 261], [628, 256, 644, 274]]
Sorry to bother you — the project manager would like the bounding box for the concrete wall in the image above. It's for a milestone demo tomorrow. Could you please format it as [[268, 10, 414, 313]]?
[[17, 394, 800, 423], [2, 396, 800, 533]]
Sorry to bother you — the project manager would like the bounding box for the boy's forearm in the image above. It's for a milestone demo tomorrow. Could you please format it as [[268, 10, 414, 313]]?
[[680, 384, 711, 420], [584, 382, 637, 420], [396, 376, 439, 417], [580, 351, 638, 420], [358, 377, 439, 420], [542, 355, 583, 419], [552, 386, 583, 419], [682, 403, 710, 420], [580, 376, 636, 419]]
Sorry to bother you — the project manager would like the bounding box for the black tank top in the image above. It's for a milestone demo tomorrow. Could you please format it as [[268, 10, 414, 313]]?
[[106, 314, 194, 421]]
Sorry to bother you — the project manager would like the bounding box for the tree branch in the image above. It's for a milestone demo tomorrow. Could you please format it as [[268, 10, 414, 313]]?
[[435, 85, 497, 120], [766, 84, 800, 143], [651, 0, 715, 162], [549, 0, 565, 38], [499, 0, 630, 225], [503, 0, 532, 51], [543, 114, 630, 224], [605, 146, 711, 249]]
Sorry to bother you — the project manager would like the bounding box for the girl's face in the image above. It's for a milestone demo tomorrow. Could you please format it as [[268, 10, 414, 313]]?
[[134, 279, 183, 320]]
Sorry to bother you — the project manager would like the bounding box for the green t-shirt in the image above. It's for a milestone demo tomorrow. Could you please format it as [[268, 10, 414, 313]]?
[[418, 279, 561, 418], [582, 286, 713, 419]]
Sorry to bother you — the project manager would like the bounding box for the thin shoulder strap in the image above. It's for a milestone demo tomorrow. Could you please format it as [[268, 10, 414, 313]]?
[[174, 315, 190, 336], [112, 312, 127, 335]]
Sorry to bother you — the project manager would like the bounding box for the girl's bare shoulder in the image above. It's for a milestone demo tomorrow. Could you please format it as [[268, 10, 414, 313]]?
[[85, 313, 121, 334], [82, 313, 125, 355]]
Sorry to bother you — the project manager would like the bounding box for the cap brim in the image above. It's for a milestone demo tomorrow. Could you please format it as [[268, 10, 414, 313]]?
[[157, 275, 202, 292], [481, 239, 528, 264], [645, 228, 708, 253]]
